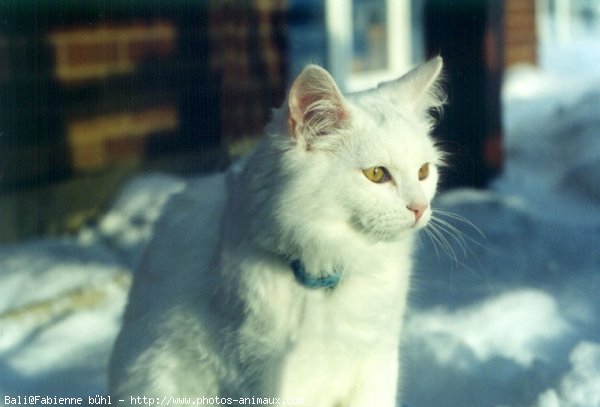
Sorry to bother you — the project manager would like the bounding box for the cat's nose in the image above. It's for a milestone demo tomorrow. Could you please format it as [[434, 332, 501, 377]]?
[[407, 202, 428, 222]]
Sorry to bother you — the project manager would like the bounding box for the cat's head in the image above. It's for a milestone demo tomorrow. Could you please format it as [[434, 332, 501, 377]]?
[[276, 57, 445, 243]]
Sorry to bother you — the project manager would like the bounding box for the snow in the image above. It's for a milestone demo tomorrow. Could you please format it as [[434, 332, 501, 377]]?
[[534, 342, 600, 407], [1, 69, 599, 406], [0, 240, 130, 397], [406, 289, 571, 368], [400, 64, 600, 407], [0, 175, 184, 399], [78, 173, 186, 270]]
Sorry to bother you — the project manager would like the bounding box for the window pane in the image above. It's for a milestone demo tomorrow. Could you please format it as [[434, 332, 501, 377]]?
[[351, 0, 388, 73]]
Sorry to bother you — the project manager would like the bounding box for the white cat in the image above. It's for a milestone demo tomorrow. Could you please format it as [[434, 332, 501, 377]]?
[[109, 57, 445, 407]]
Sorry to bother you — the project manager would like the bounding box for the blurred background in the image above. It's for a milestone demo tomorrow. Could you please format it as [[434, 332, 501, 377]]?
[[1, 0, 599, 244], [0, 0, 586, 244]]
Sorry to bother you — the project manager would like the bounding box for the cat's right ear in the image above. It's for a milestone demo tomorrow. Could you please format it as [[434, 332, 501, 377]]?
[[378, 56, 445, 114], [288, 65, 349, 149]]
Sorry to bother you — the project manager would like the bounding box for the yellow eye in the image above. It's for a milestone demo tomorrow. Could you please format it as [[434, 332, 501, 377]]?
[[418, 163, 430, 181], [362, 166, 390, 183]]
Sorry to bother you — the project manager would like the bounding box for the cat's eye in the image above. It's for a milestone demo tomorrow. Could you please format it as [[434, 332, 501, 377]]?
[[362, 166, 391, 183], [418, 163, 430, 181]]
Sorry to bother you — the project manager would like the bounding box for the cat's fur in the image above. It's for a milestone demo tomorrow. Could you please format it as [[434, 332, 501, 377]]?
[[109, 57, 445, 406]]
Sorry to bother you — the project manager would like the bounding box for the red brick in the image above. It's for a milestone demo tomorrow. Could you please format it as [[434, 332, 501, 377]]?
[[66, 41, 119, 67], [105, 137, 146, 162], [503, 0, 537, 67]]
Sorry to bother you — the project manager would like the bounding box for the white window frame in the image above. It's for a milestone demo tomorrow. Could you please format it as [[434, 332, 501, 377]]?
[[325, 0, 413, 92]]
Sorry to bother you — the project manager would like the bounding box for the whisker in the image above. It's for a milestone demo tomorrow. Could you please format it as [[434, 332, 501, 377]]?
[[433, 211, 485, 250], [423, 208, 488, 279], [429, 217, 469, 257], [433, 209, 485, 239], [422, 228, 442, 259], [425, 220, 459, 263]]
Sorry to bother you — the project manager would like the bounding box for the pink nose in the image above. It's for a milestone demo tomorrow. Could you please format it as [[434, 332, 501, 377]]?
[[407, 202, 428, 222]]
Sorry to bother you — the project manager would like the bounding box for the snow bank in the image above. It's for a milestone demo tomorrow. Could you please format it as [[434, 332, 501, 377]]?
[[79, 173, 186, 270], [0, 173, 209, 399], [406, 289, 570, 369], [400, 66, 600, 406], [497, 66, 600, 225], [403, 186, 600, 407], [533, 341, 600, 407], [0, 240, 130, 397]]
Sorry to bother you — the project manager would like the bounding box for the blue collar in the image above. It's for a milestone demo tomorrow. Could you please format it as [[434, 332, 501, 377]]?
[[291, 259, 343, 290]]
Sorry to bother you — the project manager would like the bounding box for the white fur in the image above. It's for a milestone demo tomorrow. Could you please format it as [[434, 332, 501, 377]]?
[[109, 57, 445, 406]]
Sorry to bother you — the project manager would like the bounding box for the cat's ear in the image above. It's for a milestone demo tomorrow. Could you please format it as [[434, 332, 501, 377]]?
[[379, 56, 445, 113], [288, 65, 349, 148]]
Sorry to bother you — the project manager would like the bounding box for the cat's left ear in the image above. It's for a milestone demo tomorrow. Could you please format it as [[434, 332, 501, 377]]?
[[378, 56, 445, 113], [288, 65, 349, 148]]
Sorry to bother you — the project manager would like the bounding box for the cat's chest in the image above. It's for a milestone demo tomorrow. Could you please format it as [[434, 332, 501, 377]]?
[[238, 242, 412, 353], [269, 267, 408, 403], [286, 260, 410, 347]]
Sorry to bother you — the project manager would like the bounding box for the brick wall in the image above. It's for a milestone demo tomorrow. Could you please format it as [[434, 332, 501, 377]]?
[[34, 2, 285, 174], [47, 22, 180, 171], [49, 22, 176, 83], [1, 3, 287, 241], [67, 106, 179, 170], [1, 1, 288, 192], [1, 5, 218, 240], [504, 0, 537, 67], [208, 0, 287, 143]]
